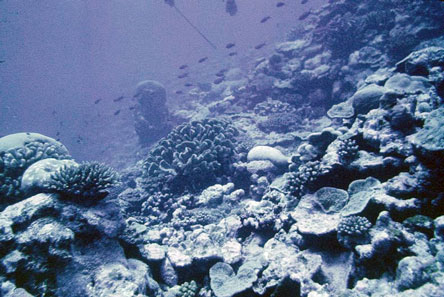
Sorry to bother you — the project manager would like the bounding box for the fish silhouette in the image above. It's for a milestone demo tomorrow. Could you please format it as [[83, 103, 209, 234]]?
[[228, 51, 238, 56], [178, 73, 189, 79], [114, 110, 121, 116], [175, 90, 184, 94], [213, 77, 224, 84], [276, 2, 285, 7], [299, 11, 311, 20], [179, 64, 188, 69], [94, 98, 102, 104], [226, 43, 235, 49], [113, 96, 125, 102], [260, 16, 271, 23], [254, 42, 266, 50], [184, 82, 193, 87], [198, 57, 208, 63]]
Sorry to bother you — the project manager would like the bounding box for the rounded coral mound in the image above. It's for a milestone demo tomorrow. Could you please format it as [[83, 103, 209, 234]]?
[[142, 118, 239, 194]]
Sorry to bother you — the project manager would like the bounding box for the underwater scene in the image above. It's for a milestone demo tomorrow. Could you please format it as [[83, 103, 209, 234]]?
[[1, 0, 444, 296]]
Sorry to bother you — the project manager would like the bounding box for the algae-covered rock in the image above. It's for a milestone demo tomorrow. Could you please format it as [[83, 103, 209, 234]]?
[[409, 107, 444, 152]]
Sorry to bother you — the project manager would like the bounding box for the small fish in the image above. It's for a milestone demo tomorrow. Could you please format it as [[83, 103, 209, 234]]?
[[114, 109, 121, 116], [213, 77, 224, 85], [76, 136, 84, 144], [184, 82, 193, 87], [56, 131, 60, 136], [254, 42, 266, 50], [299, 11, 311, 20], [94, 98, 102, 104], [216, 72, 225, 77], [0, 60, 5, 64], [228, 51, 238, 56], [175, 90, 184, 94], [113, 95, 125, 102], [225, 43, 235, 49], [178, 73, 189, 79], [260, 16, 271, 23], [129, 106, 136, 110], [301, 0, 308, 4], [179, 64, 188, 70], [276, 2, 285, 7], [198, 57, 208, 63]]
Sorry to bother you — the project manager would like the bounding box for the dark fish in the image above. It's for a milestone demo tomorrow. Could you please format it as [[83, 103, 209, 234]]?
[[56, 131, 60, 136], [260, 16, 271, 23], [175, 90, 184, 94], [198, 57, 208, 63], [0, 61, 5, 64], [228, 51, 238, 56], [179, 64, 188, 70], [213, 77, 224, 85], [225, 43, 235, 49], [254, 42, 266, 50], [225, 0, 237, 16], [184, 82, 193, 87], [113, 96, 125, 102], [76, 136, 84, 144], [216, 72, 225, 77], [299, 11, 311, 20], [129, 106, 136, 110], [276, 2, 285, 7], [178, 73, 189, 79], [301, 0, 308, 4], [94, 98, 102, 104], [114, 110, 121, 116]]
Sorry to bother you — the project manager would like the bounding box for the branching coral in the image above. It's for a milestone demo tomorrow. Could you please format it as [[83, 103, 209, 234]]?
[[47, 162, 119, 201], [142, 119, 238, 194], [337, 138, 359, 164], [337, 215, 372, 248], [285, 161, 330, 198]]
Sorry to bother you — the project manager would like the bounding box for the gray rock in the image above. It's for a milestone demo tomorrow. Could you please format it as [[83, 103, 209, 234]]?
[[161, 257, 178, 287], [86, 259, 152, 297], [434, 215, 444, 239], [384, 73, 432, 94], [139, 243, 166, 262], [327, 101, 355, 119], [351, 84, 385, 115], [409, 107, 444, 152], [396, 47, 444, 75], [396, 256, 430, 291]]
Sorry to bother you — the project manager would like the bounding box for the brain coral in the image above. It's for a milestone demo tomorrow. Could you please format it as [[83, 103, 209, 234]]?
[[142, 118, 238, 194], [0, 132, 71, 203]]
